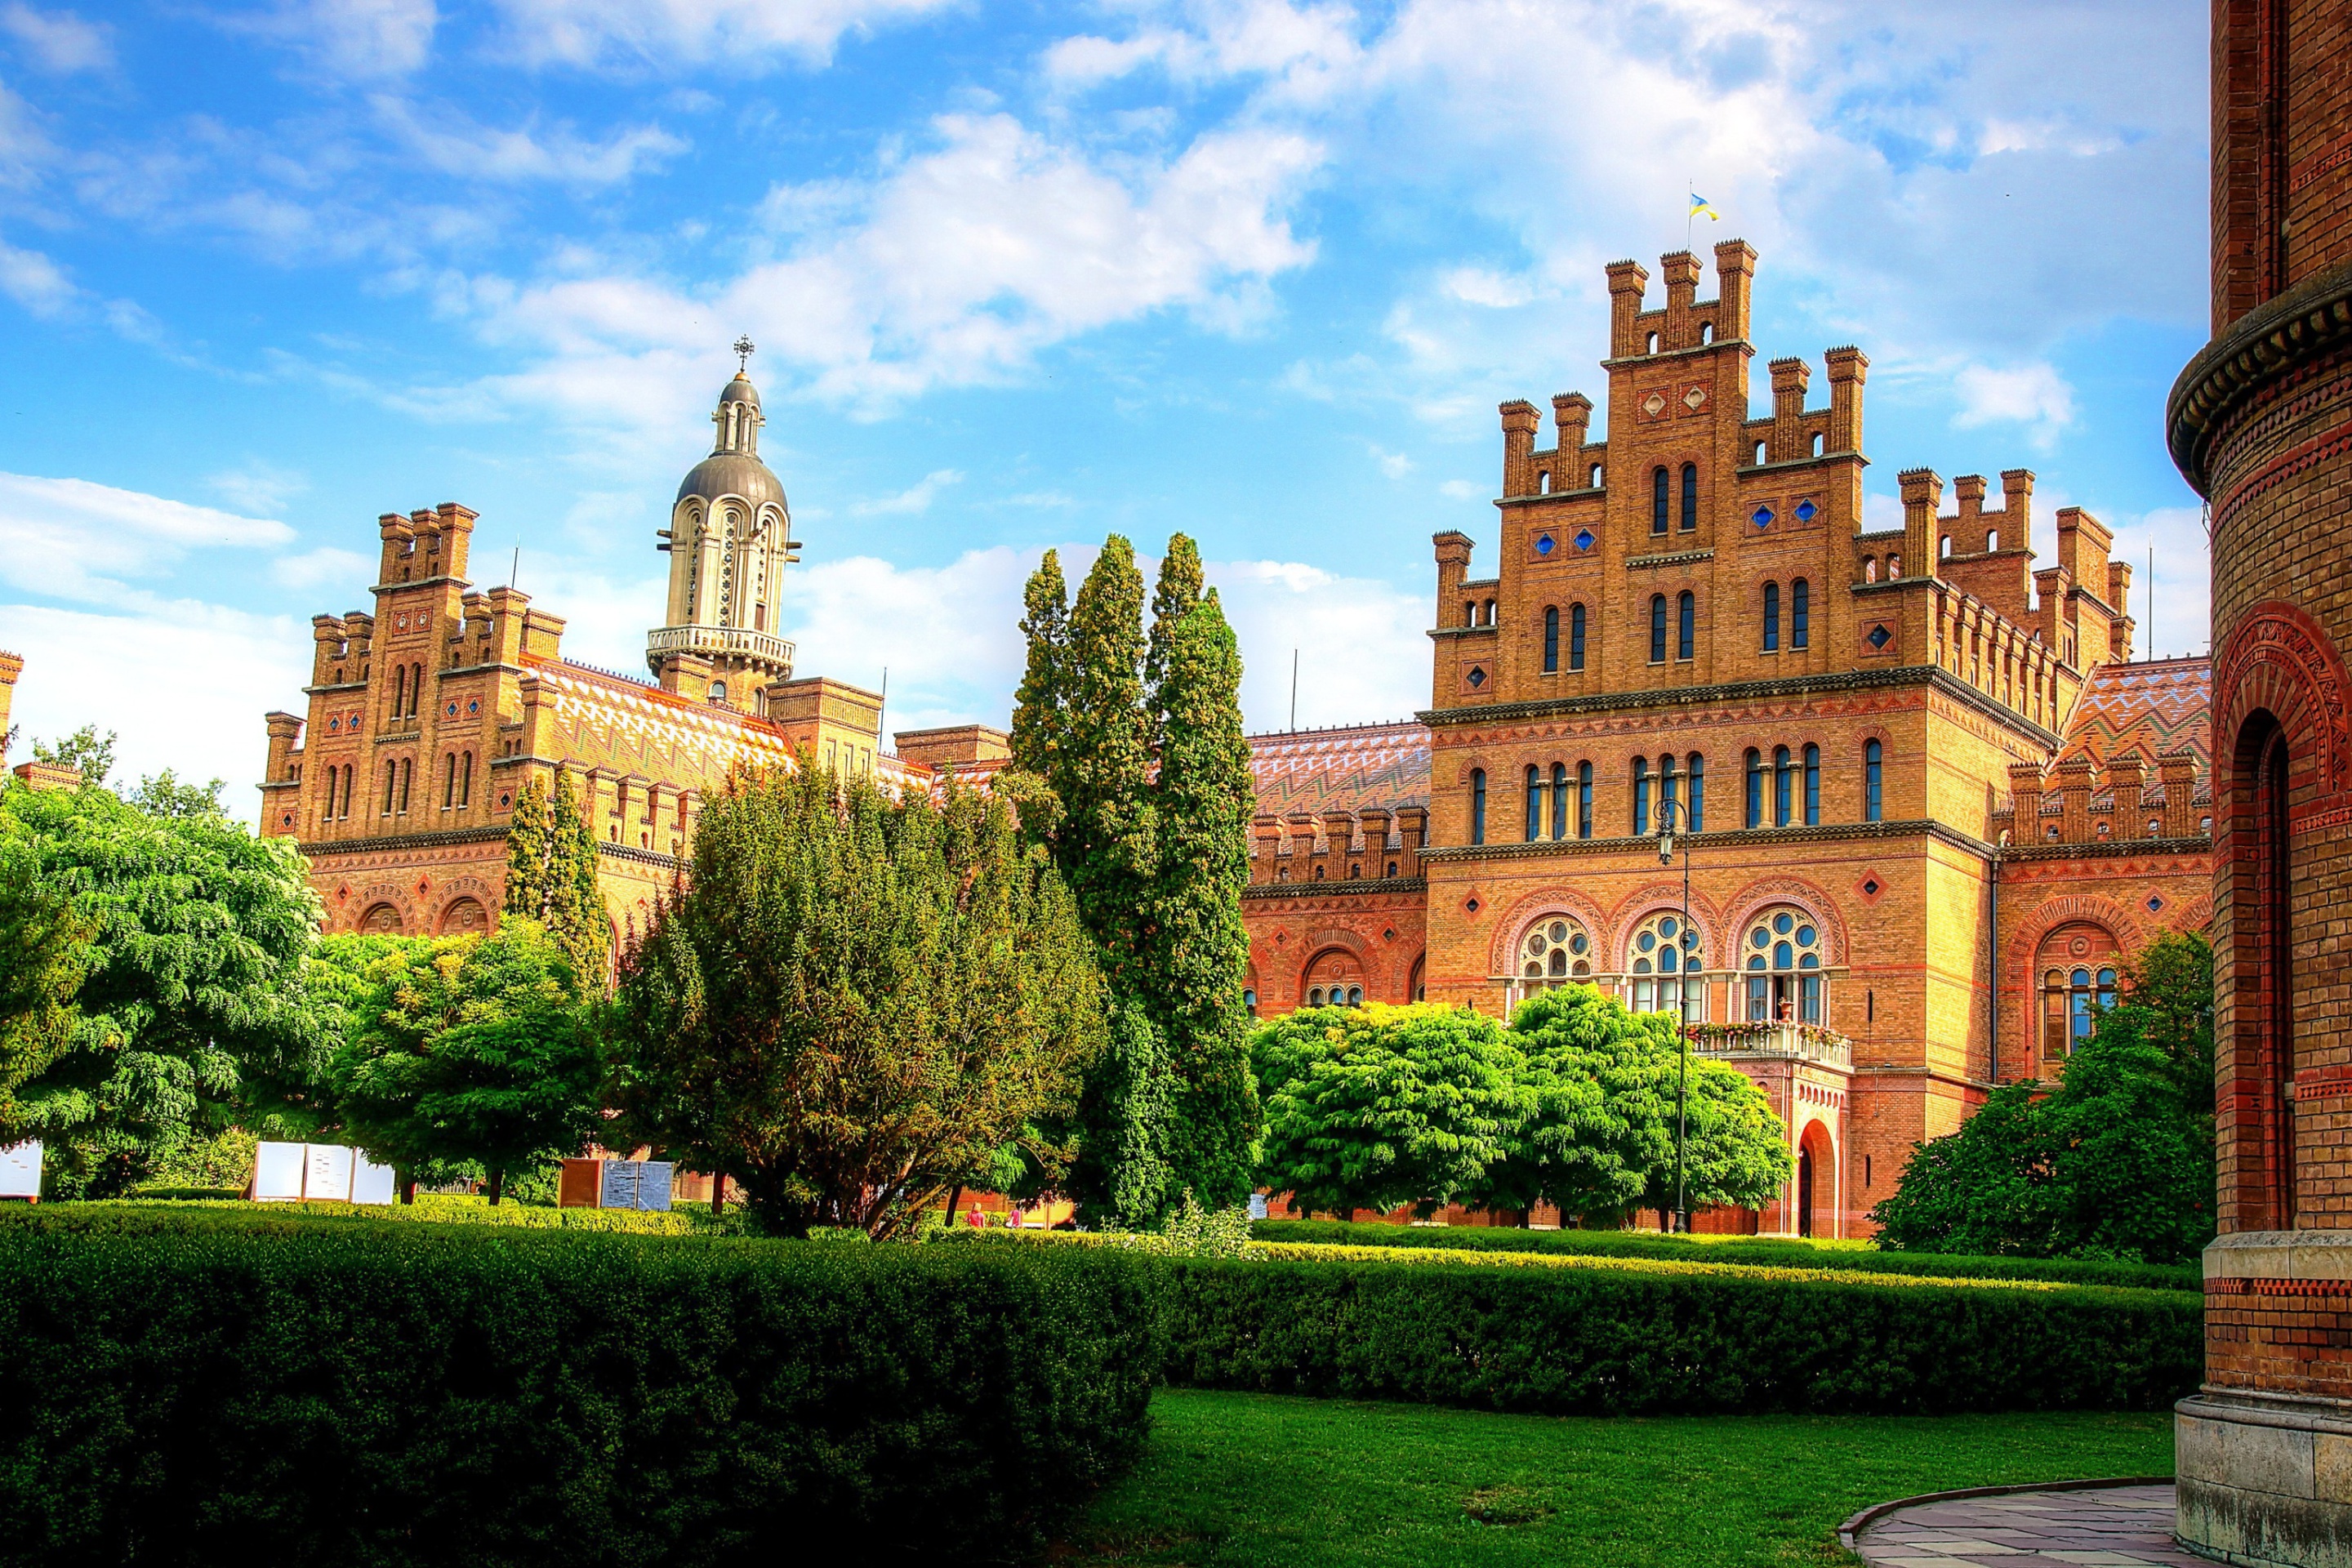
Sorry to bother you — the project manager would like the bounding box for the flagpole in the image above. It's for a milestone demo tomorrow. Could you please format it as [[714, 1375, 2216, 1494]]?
[[1686, 181, 1695, 251]]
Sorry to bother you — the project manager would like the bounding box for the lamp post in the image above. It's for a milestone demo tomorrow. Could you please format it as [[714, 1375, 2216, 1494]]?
[[1656, 799, 1695, 1234]]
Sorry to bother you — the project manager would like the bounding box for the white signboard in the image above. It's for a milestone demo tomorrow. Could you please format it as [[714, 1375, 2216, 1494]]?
[[596, 1159, 675, 1212], [253, 1141, 397, 1204], [0, 1140, 40, 1199]]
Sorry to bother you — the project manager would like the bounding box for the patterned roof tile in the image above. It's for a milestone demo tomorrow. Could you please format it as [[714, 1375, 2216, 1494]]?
[[1246, 720, 1432, 816]]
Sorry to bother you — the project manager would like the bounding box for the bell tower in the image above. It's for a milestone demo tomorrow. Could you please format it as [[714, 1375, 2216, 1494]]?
[[648, 338, 800, 711]]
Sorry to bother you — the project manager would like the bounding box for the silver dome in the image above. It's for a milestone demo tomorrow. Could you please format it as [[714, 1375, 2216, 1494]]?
[[675, 451, 786, 510], [718, 371, 760, 407]]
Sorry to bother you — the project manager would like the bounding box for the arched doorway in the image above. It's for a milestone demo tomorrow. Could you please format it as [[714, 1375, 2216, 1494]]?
[[437, 897, 488, 935], [1795, 1120, 1836, 1238], [359, 902, 403, 934]]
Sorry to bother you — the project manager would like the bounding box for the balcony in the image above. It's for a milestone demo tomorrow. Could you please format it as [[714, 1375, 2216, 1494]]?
[[645, 624, 795, 672], [1686, 1021, 1852, 1072]]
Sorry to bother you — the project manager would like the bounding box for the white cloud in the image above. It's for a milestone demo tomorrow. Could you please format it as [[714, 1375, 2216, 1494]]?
[[1953, 360, 2076, 443], [209, 460, 310, 515], [270, 546, 373, 591], [2081, 503, 2211, 661], [1209, 559, 1428, 729], [1439, 479, 1483, 500], [0, 599, 311, 823], [0, 473, 294, 603], [1369, 444, 1412, 479], [0, 3, 110, 72], [1044, 0, 1362, 94], [852, 468, 961, 515], [0, 234, 73, 316], [372, 96, 688, 185], [235, 0, 439, 78], [486, 0, 956, 70]]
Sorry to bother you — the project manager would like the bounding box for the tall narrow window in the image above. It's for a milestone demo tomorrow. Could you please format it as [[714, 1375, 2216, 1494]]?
[[398, 757, 412, 813], [443, 755, 456, 809], [1744, 748, 1763, 827], [381, 761, 397, 815], [1680, 462, 1698, 531], [1550, 764, 1568, 841], [1649, 595, 1667, 662], [1791, 578, 1810, 649], [411, 665, 425, 717], [392, 666, 407, 719], [1633, 756, 1650, 835], [341, 764, 353, 820], [1470, 768, 1486, 845], [1544, 606, 1560, 673], [1762, 582, 1780, 651], [1688, 752, 1706, 831], [1677, 591, 1695, 660], [1802, 743, 1820, 825], [1577, 761, 1593, 839], [1659, 753, 1678, 828], [322, 768, 337, 822], [1651, 467, 1668, 535], [1864, 738, 1882, 822], [1570, 604, 1587, 670], [1526, 764, 1543, 841], [1773, 745, 1793, 826], [460, 751, 473, 807]]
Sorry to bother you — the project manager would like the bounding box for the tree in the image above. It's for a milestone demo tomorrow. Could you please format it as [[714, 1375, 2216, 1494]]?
[[1147, 594, 1260, 1206], [1009, 548, 1070, 789], [1143, 532, 1205, 754], [0, 828, 93, 1139], [501, 769, 608, 994], [1064, 996, 1175, 1227], [126, 770, 227, 820], [1054, 537, 1157, 988], [1489, 987, 1792, 1226], [609, 764, 1107, 1239], [2, 777, 335, 1196], [327, 921, 603, 1203], [31, 724, 115, 787], [1253, 1002, 1530, 1220], [1871, 939, 2216, 1264]]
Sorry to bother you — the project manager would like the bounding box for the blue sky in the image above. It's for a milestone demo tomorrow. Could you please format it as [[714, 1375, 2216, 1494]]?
[[0, 0, 2210, 817]]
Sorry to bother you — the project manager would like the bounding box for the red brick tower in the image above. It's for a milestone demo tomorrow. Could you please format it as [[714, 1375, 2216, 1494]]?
[[2171, 2, 2352, 1559]]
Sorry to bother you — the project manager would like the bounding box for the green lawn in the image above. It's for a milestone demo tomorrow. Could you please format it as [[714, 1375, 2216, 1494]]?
[[1058, 1389, 2174, 1567]]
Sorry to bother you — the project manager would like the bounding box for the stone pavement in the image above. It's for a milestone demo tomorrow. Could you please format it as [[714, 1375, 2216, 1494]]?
[[1848, 1482, 2206, 1566]]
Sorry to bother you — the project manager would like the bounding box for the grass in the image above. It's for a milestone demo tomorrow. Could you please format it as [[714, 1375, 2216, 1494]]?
[[1057, 1389, 2173, 1567]]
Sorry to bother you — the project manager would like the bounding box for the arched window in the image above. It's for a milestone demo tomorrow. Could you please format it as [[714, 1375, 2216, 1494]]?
[[1539, 470, 1552, 494], [1517, 916, 1593, 991], [1526, 764, 1544, 841], [443, 755, 457, 809], [382, 760, 398, 815], [1657, 753, 1678, 831], [1544, 606, 1560, 673], [1632, 755, 1650, 835], [1484, 599, 1497, 626], [1680, 463, 1698, 532], [1463, 600, 1475, 627], [1864, 557, 1879, 583], [1646, 330, 1659, 354], [1802, 743, 1820, 825], [1743, 908, 1824, 1023], [1304, 949, 1366, 1010], [1550, 763, 1569, 842], [392, 666, 408, 719], [1753, 439, 1767, 465], [341, 764, 353, 820], [1470, 768, 1486, 845], [710, 680, 728, 703], [1628, 911, 1704, 1018], [1773, 745, 1793, 826], [1744, 748, 1763, 828], [1864, 738, 1882, 822], [1811, 431, 1824, 457], [1762, 581, 1780, 651], [1570, 604, 1587, 670], [1589, 462, 1603, 488], [1649, 595, 1668, 663], [1791, 578, 1809, 648], [1687, 752, 1706, 831], [1940, 535, 1953, 559], [2036, 924, 2121, 1062], [1677, 591, 1695, 660], [1577, 760, 1593, 839], [460, 751, 473, 807], [1651, 467, 1669, 535], [1985, 528, 1998, 551], [1888, 552, 1902, 578]]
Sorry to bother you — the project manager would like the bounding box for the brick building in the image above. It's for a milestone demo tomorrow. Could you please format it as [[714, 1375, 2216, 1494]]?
[[256, 366, 1007, 946], [1239, 242, 2215, 1239], [2170, 0, 2352, 1560]]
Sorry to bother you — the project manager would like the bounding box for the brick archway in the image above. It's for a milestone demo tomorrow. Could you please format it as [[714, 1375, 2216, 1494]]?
[[1483, 884, 1611, 977], [1602, 882, 1726, 968], [1720, 876, 1853, 968], [2214, 599, 2352, 820]]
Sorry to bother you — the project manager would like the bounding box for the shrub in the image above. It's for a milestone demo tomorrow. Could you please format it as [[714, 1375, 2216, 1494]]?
[[1154, 1252, 2198, 1416], [0, 1205, 1156, 1567], [1246, 1218, 2199, 1293]]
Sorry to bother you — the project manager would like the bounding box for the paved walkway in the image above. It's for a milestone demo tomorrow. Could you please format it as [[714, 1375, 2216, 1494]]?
[[1850, 1482, 2205, 1566]]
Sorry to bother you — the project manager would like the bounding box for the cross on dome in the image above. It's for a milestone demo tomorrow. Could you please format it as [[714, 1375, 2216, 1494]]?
[[733, 336, 755, 372]]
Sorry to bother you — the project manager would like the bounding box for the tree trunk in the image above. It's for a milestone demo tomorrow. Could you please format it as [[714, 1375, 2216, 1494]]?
[[711, 1174, 726, 1215], [943, 1185, 963, 1228], [488, 1168, 505, 1206], [400, 1178, 416, 1206]]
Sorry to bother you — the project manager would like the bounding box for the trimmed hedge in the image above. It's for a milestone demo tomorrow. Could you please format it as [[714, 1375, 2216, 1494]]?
[[0, 1205, 1155, 1567], [1250, 1218, 2202, 1293], [1158, 1252, 2200, 1415]]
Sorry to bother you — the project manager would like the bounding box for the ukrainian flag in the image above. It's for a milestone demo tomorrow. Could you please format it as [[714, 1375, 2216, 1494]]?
[[1690, 192, 1720, 221]]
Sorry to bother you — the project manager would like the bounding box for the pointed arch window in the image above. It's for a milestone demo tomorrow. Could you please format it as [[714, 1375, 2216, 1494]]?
[[1651, 466, 1669, 535], [1680, 463, 1699, 532], [1544, 606, 1560, 673], [1649, 595, 1667, 663], [1570, 604, 1588, 670], [1791, 578, 1810, 648], [1762, 581, 1780, 651]]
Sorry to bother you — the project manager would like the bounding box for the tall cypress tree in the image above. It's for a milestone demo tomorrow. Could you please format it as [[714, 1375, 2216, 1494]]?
[[544, 769, 610, 993], [1010, 549, 1069, 786], [502, 774, 555, 921], [1055, 537, 1156, 990], [1147, 592, 1260, 1205], [1143, 534, 1204, 754]]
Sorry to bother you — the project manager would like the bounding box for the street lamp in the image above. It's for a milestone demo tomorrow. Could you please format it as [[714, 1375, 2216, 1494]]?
[[1656, 799, 1696, 1234]]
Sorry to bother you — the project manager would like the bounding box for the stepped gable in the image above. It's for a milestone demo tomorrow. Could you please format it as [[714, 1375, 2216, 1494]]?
[[2056, 655, 2211, 804], [1246, 719, 1431, 815]]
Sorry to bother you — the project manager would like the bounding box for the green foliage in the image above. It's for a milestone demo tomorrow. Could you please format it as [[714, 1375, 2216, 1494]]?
[[0, 1205, 1156, 1566], [1151, 1252, 2198, 1416], [1872, 937, 2217, 1265], [0, 827, 92, 1138], [1068, 996, 1176, 1227], [30, 724, 114, 787], [130, 1125, 258, 1193], [1055, 537, 1158, 988], [501, 772, 608, 993], [1255, 1003, 1530, 1219], [326, 922, 604, 1203], [610, 765, 1107, 1240], [1142, 532, 1205, 751], [502, 773, 555, 916], [2, 778, 334, 1196], [123, 770, 226, 821], [1156, 1189, 1254, 1258], [1009, 546, 1070, 792]]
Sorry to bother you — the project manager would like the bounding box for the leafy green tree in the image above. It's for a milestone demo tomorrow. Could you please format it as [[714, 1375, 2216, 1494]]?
[[327, 921, 602, 1204], [1065, 996, 1175, 1227], [1147, 593, 1260, 1206], [2, 777, 334, 1196], [1872, 938, 2216, 1263], [1254, 1002, 1530, 1220], [31, 724, 115, 787], [1054, 537, 1157, 987], [1009, 548, 1070, 790], [0, 829, 93, 1138], [501, 770, 608, 994], [126, 770, 227, 820], [609, 764, 1107, 1239], [1143, 532, 1205, 754], [503, 774, 556, 916]]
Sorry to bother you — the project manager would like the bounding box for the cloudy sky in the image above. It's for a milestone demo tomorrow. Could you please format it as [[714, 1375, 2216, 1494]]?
[[0, 0, 2208, 817]]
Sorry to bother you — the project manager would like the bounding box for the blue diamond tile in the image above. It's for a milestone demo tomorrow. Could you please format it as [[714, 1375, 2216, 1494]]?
[[1794, 498, 1817, 522], [1575, 529, 1595, 551], [1752, 506, 1774, 528], [1467, 666, 1487, 688], [1867, 624, 1891, 649], [1535, 532, 1555, 555]]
